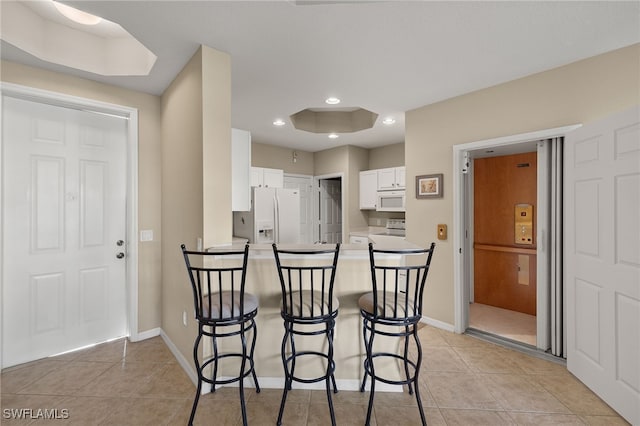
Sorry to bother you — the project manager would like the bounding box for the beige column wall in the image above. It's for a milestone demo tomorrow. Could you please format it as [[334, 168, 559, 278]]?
[[202, 47, 232, 246], [0, 60, 163, 333], [160, 46, 232, 363], [405, 43, 640, 325], [348, 145, 370, 231]]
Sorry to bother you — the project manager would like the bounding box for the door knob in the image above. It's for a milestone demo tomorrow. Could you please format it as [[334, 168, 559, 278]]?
[[116, 252, 125, 259], [116, 240, 124, 246]]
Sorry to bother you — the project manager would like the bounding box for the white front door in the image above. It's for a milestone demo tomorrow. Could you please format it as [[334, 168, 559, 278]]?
[[319, 179, 342, 244], [565, 106, 640, 424], [284, 175, 313, 244], [2, 96, 128, 367]]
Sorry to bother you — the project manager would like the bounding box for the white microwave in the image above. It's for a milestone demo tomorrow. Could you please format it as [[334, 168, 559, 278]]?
[[376, 191, 405, 212]]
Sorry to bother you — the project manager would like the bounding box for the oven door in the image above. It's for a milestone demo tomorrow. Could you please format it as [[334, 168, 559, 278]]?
[[376, 191, 405, 212]]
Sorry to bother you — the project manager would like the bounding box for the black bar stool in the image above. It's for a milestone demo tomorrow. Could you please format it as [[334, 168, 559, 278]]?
[[181, 244, 260, 426], [359, 242, 436, 426], [272, 243, 341, 426]]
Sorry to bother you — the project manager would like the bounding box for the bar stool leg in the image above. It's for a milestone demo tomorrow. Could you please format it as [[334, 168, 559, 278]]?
[[364, 322, 376, 426], [325, 319, 337, 426], [412, 327, 427, 426], [277, 323, 291, 426], [404, 325, 414, 395], [239, 326, 248, 426], [249, 319, 261, 391], [211, 325, 219, 393], [189, 331, 204, 426], [360, 317, 369, 392]]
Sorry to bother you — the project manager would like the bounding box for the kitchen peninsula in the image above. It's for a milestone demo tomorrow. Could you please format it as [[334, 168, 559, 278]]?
[[207, 240, 427, 391]]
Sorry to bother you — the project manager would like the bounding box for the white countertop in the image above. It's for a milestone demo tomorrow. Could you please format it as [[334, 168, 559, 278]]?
[[207, 240, 422, 259]]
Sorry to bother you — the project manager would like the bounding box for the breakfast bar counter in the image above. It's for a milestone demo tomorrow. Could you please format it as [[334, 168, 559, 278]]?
[[207, 241, 423, 391]]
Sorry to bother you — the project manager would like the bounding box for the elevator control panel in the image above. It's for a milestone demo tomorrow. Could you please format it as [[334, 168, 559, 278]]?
[[515, 204, 533, 245]]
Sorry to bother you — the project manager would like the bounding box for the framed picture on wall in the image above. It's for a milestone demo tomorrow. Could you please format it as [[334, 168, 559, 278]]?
[[416, 173, 443, 199]]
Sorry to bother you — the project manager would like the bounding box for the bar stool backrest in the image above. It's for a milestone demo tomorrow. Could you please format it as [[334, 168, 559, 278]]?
[[181, 244, 250, 322], [272, 243, 341, 320], [368, 242, 436, 321]]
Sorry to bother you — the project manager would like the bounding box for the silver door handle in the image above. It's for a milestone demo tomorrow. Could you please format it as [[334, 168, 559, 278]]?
[[116, 252, 125, 259]]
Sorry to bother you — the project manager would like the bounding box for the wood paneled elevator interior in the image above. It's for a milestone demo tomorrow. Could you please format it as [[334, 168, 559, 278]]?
[[473, 152, 537, 316]]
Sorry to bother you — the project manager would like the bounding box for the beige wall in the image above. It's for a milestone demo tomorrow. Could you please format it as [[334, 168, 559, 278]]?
[[252, 142, 314, 175], [202, 47, 232, 246], [160, 46, 232, 364], [0, 60, 163, 333], [368, 142, 404, 169], [405, 43, 640, 325], [348, 145, 370, 231]]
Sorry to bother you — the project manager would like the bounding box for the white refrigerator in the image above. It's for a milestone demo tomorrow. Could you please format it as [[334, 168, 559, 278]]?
[[233, 187, 300, 244]]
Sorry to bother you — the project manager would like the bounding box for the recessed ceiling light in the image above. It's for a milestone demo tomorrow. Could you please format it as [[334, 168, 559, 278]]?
[[273, 119, 286, 126], [382, 117, 396, 125], [53, 1, 102, 25], [328, 133, 339, 139], [325, 97, 341, 105]]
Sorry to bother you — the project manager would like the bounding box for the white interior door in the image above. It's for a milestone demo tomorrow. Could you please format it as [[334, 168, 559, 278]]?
[[284, 174, 313, 244], [565, 106, 640, 424], [2, 96, 128, 367], [319, 179, 342, 244]]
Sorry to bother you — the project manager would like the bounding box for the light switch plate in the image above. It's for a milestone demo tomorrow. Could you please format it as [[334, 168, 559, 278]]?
[[437, 224, 447, 240], [140, 229, 153, 241]]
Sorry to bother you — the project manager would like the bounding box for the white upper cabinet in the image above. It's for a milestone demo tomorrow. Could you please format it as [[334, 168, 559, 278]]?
[[377, 166, 405, 190], [232, 128, 251, 211], [359, 170, 378, 210], [395, 166, 406, 189], [251, 167, 284, 188]]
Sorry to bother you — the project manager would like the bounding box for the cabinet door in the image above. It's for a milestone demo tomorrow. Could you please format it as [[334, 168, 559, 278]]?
[[359, 170, 378, 209], [377, 167, 397, 190], [395, 166, 406, 189], [263, 168, 284, 188], [250, 167, 263, 187]]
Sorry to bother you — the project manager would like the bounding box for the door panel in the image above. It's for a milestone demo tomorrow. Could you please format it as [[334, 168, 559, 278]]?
[[565, 106, 639, 424], [319, 179, 342, 244], [2, 96, 128, 367]]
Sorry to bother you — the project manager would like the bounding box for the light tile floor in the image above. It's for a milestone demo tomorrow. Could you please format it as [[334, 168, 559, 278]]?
[[468, 303, 536, 346], [1, 325, 629, 425]]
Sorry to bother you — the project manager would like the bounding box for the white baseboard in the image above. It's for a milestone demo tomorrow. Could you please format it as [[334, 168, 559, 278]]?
[[160, 329, 198, 386], [420, 316, 455, 333], [130, 327, 161, 342]]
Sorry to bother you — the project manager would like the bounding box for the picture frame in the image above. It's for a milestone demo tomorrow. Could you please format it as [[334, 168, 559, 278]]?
[[416, 173, 443, 199]]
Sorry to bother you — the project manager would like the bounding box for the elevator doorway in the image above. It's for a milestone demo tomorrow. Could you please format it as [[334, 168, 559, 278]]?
[[470, 152, 537, 346], [453, 125, 576, 356]]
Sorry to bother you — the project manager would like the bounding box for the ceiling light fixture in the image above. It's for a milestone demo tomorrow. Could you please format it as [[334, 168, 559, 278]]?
[[382, 117, 396, 125], [328, 133, 339, 139], [273, 119, 286, 126], [53, 1, 102, 25], [325, 97, 341, 105]]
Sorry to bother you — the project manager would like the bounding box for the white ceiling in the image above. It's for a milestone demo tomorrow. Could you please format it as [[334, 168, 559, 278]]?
[[2, 1, 639, 152]]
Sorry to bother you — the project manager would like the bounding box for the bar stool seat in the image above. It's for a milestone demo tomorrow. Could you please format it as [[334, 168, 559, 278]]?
[[203, 291, 259, 318], [358, 291, 410, 319]]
